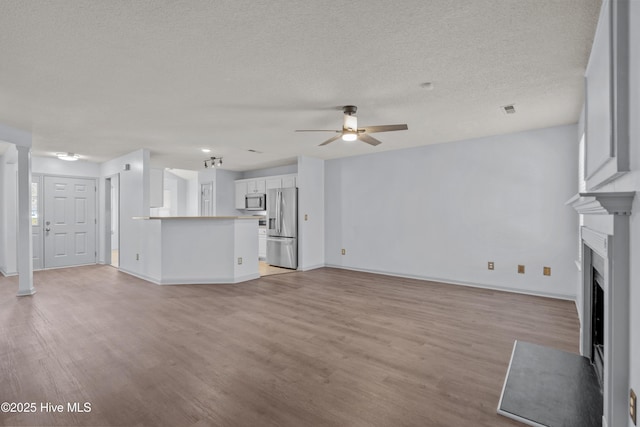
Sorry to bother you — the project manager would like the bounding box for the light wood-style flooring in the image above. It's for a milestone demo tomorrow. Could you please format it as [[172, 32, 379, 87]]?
[[0, 266, 579, 427], [259, 261, 295, 276]]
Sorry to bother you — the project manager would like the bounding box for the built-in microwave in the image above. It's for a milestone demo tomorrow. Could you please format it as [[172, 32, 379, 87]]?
[[245, 193, 266, 211]]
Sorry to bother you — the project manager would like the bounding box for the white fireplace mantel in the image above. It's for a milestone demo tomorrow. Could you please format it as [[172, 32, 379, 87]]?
[[568, 190, 634, 427], [566, 191, 635, 216]]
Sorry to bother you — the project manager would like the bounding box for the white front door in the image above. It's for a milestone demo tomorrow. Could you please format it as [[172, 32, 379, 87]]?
[[43, 176, 97, 268]]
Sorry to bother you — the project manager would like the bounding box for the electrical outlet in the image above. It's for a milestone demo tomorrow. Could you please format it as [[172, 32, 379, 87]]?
[[488, 262, 494, 270], [304, 214, 308, 221], [543, 266, 551, 276], [237, 257, 243, 265], [518, 265, 525, 274], [341, 249, 346, 255], [631, 388, 637, 425], [136, 253, 140, 261]]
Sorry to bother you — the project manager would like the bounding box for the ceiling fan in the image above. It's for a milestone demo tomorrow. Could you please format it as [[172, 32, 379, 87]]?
[[295, 105, 408, 146]]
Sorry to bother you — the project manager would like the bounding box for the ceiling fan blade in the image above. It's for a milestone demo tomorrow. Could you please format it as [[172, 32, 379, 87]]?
[[295, 129, 341, 132], [359, 134, 383, 146], [361, 124, 408, 133], [318, 134, 343, 146]]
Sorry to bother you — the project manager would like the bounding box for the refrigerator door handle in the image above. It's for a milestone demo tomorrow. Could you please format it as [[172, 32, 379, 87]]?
[[276, 190, 282, 235]]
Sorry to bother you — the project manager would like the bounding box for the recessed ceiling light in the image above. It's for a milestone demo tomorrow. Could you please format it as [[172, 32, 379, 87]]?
[[56, 152, 80, 161], [201, 148, 211, 153]]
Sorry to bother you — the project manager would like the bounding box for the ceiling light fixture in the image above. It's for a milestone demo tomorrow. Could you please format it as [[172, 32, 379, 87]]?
[[56, 152, 80, 161], [201, 148, 211, 153], [341, 132, 358, 142], [203, 156, 223, 168]]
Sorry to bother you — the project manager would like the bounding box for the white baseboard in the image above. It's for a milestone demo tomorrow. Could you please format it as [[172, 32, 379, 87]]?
[[158, 273, 261, 285], [299, 263, 325, 272], [324, 264, 576, 301], [16, 288, 36, 296], [117, 267, 161, 285], [0, 267, 18, 277]]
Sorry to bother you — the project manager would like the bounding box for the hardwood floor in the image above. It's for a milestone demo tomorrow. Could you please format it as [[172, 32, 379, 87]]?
[[259, 261, 295, 276], [0, 266, 579, 427]]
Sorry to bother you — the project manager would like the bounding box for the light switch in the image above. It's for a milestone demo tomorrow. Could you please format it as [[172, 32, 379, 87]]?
[[518, 265, 525, 274], [488, 262, 494, 270]]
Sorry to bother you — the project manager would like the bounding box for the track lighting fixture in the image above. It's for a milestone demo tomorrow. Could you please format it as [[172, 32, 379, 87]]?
[[203, 156, 223, 168]]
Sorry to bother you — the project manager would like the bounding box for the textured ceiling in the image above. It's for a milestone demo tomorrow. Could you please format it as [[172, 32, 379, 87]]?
[[0, 0, 601, 171]]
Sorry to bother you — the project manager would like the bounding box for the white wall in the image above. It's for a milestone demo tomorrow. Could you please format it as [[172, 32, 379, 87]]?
[[32, 156, 100, 177], [241, 163, 297, 179], [297, 156, 325, 271], [99, 149, 150, 275], [325, 125, 579, 299], [0, 146, 18, 275], [215, 169, 243, 216], [590, 2, 640, 424]]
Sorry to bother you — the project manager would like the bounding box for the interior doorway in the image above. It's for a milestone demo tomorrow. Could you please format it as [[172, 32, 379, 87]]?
[[106, 174, 120, 268], [200, 181, 213, 216]]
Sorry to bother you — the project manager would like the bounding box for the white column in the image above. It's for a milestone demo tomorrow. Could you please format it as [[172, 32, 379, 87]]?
[[16, 145, 35, 296]]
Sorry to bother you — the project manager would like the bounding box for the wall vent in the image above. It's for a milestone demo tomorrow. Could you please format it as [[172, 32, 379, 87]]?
[[502, 104, 516, 114]]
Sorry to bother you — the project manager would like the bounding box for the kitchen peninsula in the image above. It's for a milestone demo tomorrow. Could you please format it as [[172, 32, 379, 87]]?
[[133, 216, 259, 285]]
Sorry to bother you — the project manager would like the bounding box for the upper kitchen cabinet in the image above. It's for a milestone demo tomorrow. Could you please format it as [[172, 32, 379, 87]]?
[[282, 175, 296, 188], [235, 174, 297, 210], [583, 0, 629, 190], [266, 175, 296, 190], [247, 179, 266, 194]]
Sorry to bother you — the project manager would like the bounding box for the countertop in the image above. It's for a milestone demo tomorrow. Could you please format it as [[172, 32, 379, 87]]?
[[133, 216, 260, 220]]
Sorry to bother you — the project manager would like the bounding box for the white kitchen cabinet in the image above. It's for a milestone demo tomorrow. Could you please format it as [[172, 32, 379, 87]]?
[[266, 178, 282, 190], [235, 181, 247, 209], [266, 175, 296, 190], [282, 175, 296, 188], [258, 227, 267, 259], [235, 174, 296, 211], [247, 179, 266, 194]]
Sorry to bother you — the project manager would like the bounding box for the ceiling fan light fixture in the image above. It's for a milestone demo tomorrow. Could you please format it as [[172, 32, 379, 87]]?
[[344, 114, 357, 131], [341, 133, 358, 142], [57, 152, 80, 161]]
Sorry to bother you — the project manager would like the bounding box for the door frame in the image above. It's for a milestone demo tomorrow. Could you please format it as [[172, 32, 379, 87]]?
[[200, 181, 214, 216], [31, 173, 43, 270], [104, 174, 120, 268]]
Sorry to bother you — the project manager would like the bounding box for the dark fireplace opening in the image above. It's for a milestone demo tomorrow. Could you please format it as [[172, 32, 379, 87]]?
[[592, 266, 605, 389]]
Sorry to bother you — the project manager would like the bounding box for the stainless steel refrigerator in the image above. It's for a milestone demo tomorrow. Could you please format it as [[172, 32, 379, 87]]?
[[266, 187, 297, 269]]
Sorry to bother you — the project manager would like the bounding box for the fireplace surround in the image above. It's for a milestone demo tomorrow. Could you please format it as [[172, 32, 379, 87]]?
[[569, 191, 635, 427]]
